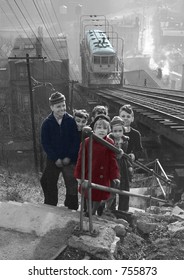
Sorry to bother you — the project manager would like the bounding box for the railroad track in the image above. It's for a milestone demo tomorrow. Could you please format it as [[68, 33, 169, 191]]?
[[81, 86, 184, 148], [101, 88, 184, 121], [123, 85, 184, 101]]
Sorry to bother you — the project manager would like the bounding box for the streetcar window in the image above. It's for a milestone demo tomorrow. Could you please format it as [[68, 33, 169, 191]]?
[[101, 56, 108, 64], [109, 56, 115, 64], [94, 56, 100, 64]]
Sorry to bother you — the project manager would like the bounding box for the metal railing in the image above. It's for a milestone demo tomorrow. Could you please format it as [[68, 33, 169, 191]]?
[[79, 127, 171, 235]]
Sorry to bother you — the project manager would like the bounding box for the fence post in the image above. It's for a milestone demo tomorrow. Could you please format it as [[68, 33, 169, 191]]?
[[80, 134, 86, 232], [88, 134, 93, 233]]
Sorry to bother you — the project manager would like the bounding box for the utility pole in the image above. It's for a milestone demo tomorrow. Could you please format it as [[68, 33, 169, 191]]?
[[8, 54, 46, 173], [69, 80, 78, 114]]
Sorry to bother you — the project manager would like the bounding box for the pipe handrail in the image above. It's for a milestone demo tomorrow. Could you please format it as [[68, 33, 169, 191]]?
[[80, 127, 170, 235], [83, 126, 171, 185], [81, 180, 168, 204]]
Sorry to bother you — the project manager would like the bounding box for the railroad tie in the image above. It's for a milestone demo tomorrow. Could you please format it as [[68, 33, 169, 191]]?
[[170, 126, 184, 129], [161, 122, 178, 126]]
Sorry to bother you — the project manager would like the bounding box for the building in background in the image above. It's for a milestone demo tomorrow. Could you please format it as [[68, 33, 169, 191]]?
[[1, 30, 69, 139]]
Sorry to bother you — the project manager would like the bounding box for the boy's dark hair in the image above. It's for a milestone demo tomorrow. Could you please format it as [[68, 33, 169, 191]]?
[[93, 114, 110, 125], [73, 109, 89, 120], [119, 104, 134, 115], [91, 105, 108, 117]]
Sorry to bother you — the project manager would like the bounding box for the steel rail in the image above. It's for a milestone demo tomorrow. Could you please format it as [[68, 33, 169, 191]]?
[[81, 181, 168, 203], [91, 132, 171, 185], [80, 127, 170, 234], [96, 90, 184, 123], [123, 85, 184, 98]]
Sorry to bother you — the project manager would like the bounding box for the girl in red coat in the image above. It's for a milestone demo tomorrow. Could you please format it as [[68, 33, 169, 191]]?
[[74, 114, 120, 216]]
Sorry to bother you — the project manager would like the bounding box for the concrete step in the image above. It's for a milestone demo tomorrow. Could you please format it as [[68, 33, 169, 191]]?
[[0, 201, 79, 236]]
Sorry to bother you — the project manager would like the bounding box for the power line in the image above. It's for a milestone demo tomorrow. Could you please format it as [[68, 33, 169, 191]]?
[[1, 0, 45, 77], [49, 1, 78, 81], [6, 0, 35, 46], [0, 2, 21, 37], [2, 0, 79, 92], [7, 0, 71, 85], [14, 0, 65, 79], [40, 0, 68, 61], [36, 0, 78, 82], [2, 0, 79, 83], [32, 0, 67, 67], [35, 0, 71, 79]]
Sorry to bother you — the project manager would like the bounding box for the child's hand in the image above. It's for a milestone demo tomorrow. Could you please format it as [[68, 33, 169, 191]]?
[[55, 159, 63, 167], [112, 179, 120, 189], [81, 180, 88, 188], [128, 153, 135, 161], [62, 157, 71, 165], [76, 178, 82, 185], [128, 166, 134, 182], [117, 149, 124, 159]]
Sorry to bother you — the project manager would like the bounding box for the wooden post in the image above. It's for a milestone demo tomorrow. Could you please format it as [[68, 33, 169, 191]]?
[[8, 54, 46, 173]]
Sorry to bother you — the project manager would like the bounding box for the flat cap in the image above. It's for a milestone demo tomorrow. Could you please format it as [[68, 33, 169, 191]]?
[[110, 116, 124, 127], [49, 91, 65, 105]]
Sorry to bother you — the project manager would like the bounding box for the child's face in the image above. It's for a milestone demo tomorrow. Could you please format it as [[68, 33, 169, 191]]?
[[50, 101, 66, 119], [112, 125, 124, 140], [75, 116, 88, 131], [119, 110, 134, 127], [94, 121, 108, 139]]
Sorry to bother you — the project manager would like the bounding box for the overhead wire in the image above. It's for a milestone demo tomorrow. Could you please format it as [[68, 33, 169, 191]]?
[[19, 0, 47, 82], [40, 0, 68, 61], [5, 0, 44, 96], [16, 0, 65, 84], [49, 1, 78, 80], [36, 0, 78, 81], [6, 0, 36, 46], [2, 0, 79, 86], [32, 0, 68, 69], [7, 0, 71, 85], [0, 2, 22, 38], [35, 0, 71, 80], [17, 0, 62, 78]]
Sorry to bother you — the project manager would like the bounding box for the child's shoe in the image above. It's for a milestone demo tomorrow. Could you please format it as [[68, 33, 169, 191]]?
[[97, 202, 105, 216]]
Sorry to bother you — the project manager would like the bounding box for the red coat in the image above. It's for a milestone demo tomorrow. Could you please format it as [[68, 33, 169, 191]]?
[[74, 136, 120, 201]]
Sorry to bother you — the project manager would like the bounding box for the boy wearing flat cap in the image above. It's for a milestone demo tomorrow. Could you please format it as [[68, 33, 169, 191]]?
[[40, 91, 80, 209], [119, 104, 143, 211], [108, 116, 133, 212]]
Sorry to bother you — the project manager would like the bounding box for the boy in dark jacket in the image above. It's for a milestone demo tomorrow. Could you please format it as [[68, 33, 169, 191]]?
[[40, 91, 80, 209], [119, 104, 143, 211]]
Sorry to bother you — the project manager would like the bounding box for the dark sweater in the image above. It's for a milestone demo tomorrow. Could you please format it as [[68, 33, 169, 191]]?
[[41, 112, 80, 163], [124, 127, 143, 159]]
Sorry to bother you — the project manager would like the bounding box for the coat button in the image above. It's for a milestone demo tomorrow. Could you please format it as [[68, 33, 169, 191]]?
[[100, 175, 103, 179], [100, 166, 104, 169]]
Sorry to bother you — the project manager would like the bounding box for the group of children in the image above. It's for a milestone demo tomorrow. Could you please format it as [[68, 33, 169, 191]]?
[[73, 104, 143, 216], [40, 91, 143, 217]]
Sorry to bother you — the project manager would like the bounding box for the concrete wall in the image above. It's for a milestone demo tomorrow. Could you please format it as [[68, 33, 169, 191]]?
[[124, 70, 160, 88]]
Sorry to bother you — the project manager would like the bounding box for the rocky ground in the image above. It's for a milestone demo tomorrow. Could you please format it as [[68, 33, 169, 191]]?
[[57, 205, 184, 260], [0, 167, 184, 260]]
